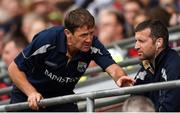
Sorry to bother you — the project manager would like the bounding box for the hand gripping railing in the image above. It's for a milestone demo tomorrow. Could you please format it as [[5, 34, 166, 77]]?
[[0, 57, 140, 97], [0, 80, 180, 112], [0, 46, 180, 98]]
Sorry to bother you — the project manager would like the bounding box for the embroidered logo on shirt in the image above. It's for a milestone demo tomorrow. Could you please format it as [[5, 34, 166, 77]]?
[[161, 68, 167, 81], [44, 69, 79, 83], [90, 47, 103, 55], [136, 70, 147, 80], [77, 61, 87, 72]]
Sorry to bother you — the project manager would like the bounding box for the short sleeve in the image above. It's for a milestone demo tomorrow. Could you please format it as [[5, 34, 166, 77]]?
[[14, 28, 57, 72], [90, 37, 115, 70]]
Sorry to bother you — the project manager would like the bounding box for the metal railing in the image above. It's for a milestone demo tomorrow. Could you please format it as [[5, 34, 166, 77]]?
[[168, 25, 180, 33], [0, 87, 12, 96], [0, 80, 180, 111], [0, 57, 140, 97], [0, 25, 180, 80], [0, 46, 180, 97], [0, 92, 130, 111], [105, 25, 180, 49], [86, 46, 180, 75], [78, 94, 130, 111], [0, 25, 179, 111]]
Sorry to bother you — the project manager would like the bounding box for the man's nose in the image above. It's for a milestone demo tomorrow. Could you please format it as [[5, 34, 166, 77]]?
[[135, 42, 140, 50], [85, 35, 92, 42]]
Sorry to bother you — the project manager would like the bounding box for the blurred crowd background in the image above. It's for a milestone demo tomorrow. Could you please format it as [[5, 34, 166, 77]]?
[[0, 0, 180, 101]]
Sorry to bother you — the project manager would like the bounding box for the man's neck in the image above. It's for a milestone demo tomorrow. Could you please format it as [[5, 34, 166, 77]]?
[[66, 45, 79, 59], [151, 48, 164, 67]]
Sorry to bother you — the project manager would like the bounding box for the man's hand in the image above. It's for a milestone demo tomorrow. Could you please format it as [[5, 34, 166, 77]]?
[[116, 76, 135, 87], [105, 64, 136, 87], [27, 92, 43, 110]]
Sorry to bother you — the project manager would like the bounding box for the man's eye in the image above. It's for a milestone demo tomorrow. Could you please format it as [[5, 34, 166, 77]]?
[[80, 34, 88, 38], [139, 40, 144, 43]]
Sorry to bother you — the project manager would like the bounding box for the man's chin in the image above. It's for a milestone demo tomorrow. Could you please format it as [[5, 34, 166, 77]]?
[[139, 56, 145, 60], [81, 48, 90, 52]]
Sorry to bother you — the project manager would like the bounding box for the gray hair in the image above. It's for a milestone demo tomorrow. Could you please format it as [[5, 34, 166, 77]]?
[[122, 96, 155, 112]]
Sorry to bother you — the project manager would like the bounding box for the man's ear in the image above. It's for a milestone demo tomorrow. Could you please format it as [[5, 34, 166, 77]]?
[[156, 42, 160, 48], [156, 38, 163, 49], [64, 29, 71, 38], [64, 29, 73, 45]]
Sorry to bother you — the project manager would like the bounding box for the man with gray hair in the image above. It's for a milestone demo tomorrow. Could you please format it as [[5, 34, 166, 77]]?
[[122, 96, 155, 112]]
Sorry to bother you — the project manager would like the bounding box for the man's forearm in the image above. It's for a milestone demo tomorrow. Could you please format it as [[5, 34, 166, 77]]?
[[8, 61, 38, 96], [105, 63, 135, 87], [105, 64, 127, 81]]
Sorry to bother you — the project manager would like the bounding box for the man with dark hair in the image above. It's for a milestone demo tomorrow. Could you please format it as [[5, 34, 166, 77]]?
[[2, 37, 28, 67], [134, 19, 180, 112], [1, 36, 28, 100], [8, 8, 135, 112]]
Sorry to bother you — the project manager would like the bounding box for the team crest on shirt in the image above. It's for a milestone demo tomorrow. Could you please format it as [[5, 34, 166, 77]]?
[[77, 61, 87, 72], [90, 47, 103, 55], [136, 70, 147, 80]]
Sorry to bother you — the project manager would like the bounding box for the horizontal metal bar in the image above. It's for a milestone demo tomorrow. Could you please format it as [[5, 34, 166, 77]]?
[[0, 58, 140, 96], [0, 87, 12, 95], [106, 37, 135, 49], [85, 46, 180, 75], [0, 99, 10, 105], [78, 95, 130, 111], [0, 80, 180, 111], [174, 46, 180, 52], [85, 57, 140, 75], [105, 25, 180, 49], [168, 25, 180, 33], [123, 35, 180, 49], [0, 46, 180, 97]]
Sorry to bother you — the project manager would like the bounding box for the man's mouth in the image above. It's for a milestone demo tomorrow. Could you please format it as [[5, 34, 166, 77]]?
[[137, 52, 143, 56], [83, 45, 91, 49]]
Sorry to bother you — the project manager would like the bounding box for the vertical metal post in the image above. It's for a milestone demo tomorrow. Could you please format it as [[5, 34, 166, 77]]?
[[86, 97, 94, 112]]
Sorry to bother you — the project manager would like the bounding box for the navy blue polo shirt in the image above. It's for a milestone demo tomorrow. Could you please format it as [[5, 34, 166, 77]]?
[[13, 26, 115, 98]]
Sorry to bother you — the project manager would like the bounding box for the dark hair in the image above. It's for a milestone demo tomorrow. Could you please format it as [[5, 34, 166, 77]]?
[[135, 19, 169, 48], [2, 35, 28, 49], [99, 8, 126, 37], [64, 8, 95, 33], [106, 9, 125, 25]]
